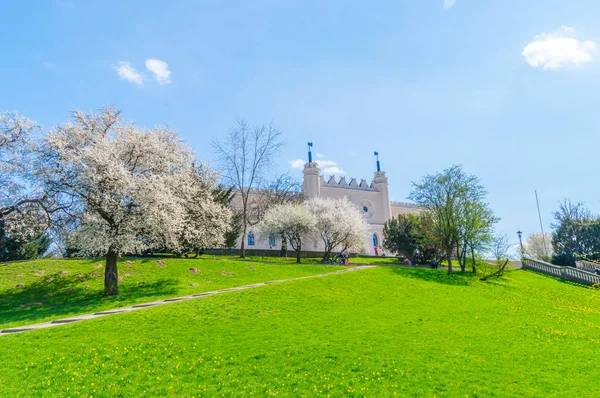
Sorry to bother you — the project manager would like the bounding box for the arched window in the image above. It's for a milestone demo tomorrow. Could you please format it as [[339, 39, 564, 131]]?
[[372, 233, 379, 247], [268, 234, 276, 247], [248, 231, 255, 246]]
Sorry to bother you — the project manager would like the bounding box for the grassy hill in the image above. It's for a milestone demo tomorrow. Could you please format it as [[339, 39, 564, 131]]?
[[1, 260, 600, 396], [0, 256, 342, 329]]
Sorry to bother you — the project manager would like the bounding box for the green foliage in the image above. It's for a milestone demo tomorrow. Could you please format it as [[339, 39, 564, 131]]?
[[551, 199, 600, 266], [213, 185, 244, 249], [224, 212, 243, 249], [409, 165, 496, 273], [1, 267, 600, 396], [0, 220, 51, 262], [382, 214, 441, 264], [383, 214, 421, 262]]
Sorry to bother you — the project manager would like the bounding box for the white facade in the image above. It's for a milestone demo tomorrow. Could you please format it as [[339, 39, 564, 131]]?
[[242, 151, 420, 255]]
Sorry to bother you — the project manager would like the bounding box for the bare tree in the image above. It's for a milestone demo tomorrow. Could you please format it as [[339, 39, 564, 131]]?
[[480, 234, 511, 281], [212, 121, 284, 258], [253, 173, 301, 256]]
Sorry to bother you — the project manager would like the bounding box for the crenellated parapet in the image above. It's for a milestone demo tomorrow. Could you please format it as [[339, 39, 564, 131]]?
[[390, 201, 421, 209], [321, 175, 378, 191]]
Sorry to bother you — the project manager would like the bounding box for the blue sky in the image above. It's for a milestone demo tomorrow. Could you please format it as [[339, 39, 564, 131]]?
[[2, 0, 600, 247]]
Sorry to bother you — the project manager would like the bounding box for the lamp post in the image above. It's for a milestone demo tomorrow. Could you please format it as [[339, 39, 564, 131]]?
[[517, 230, 523, 255]]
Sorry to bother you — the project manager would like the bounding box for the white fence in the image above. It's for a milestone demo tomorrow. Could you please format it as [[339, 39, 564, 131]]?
[[522, 258, 600, 286]]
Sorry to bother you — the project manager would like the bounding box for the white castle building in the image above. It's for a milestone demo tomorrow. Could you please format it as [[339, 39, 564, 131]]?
[[243, 145, 420, 255]]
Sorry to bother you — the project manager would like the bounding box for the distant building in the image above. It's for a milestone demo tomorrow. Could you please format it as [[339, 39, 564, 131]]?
[[240, 145, 420, 255]]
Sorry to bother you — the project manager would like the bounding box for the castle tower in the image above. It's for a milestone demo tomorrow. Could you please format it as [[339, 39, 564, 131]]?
[[372, 151, 392, 221], [302, 142, 321, 198]]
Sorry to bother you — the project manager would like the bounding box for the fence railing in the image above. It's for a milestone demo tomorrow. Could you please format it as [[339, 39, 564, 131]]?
[[575, 260, 600, 273], [522, 258, 600, 286]]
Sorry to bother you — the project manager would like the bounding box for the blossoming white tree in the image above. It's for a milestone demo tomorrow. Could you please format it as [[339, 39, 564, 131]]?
[[40, 107, 230, 295], [305, 197, 368, 262], [258, 203, 316, 263], [0, 112, 54, 260], [176, 164, 232, 257], [524, 232, 553, 262]]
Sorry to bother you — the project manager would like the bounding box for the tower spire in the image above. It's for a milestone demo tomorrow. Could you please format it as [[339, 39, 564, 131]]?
[[308, 142, 313, 163], [374, 151, 380, 172]]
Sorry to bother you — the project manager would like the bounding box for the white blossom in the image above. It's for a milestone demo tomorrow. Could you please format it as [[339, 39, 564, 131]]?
[[40, 107, 230, 294], [258, 203, 316, 263], [0, 112, 50, 248], [304, 197, 368, 260]]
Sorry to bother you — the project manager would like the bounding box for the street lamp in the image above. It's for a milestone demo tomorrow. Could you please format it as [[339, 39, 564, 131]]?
[[517, 230, 523, 254]]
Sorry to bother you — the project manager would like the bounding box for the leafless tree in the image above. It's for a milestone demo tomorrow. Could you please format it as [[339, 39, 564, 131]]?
[[212, 120, 284, 257], [480, 234, 511, 280], [251, 173, 301, 256]]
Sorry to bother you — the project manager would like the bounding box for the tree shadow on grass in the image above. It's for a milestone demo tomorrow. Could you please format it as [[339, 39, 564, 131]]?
[[386, 266, 479, 286], [0, 272, 178, 328]]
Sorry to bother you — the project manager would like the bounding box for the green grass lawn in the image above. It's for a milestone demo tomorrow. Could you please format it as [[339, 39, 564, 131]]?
[[244, 255, 401, 266], [2, 265, 600, 397], [0, 256, 342, 329]]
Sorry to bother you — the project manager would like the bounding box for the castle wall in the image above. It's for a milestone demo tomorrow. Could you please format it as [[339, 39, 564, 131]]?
[[236, 156, 420, 257]]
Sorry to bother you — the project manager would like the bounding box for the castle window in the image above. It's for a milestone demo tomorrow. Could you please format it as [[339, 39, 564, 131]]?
[[268, 234, 276, 247], [372, 233, 379, 247], [363, 206, 369, 213], [248, 232, 255, 246]]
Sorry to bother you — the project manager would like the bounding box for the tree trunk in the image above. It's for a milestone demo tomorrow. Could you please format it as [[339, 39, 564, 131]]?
[[446, 248, 453, 275], [296, 241, 301, 263], [280, 235, 288, 257], [322, 243, 332, 263], [104, 249, 119, 296], [240, 216, 247, 258], [456, 246, 465, 273], [471, 247, 476, 273]]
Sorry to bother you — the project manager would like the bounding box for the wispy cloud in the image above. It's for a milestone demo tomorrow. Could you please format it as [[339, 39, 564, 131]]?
[[443, 0, 456, 9], [289, 157, 346, 175], [113, 61, 143, 85], [145, 58, 172, 85], [42, 61, 56, 69], [522, 26, 596, 70]]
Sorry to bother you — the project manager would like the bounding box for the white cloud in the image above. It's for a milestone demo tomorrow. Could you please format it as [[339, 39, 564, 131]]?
[[42, 61, 55, 69], [289, 157, 345, 175], [315, 153, 325, 159], [145, 58, 172, 84], [323, 166, 345, 175], [289, 159, 306, 169], [443, 0, 456, 9], [113, 61, 143, 85], [522, 26, 596, 70], [315, 160, 338, 167]]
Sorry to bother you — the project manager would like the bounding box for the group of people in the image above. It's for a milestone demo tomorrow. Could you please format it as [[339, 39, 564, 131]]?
[[333, 248, 349, 265], [373, 246, 386, 256]]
